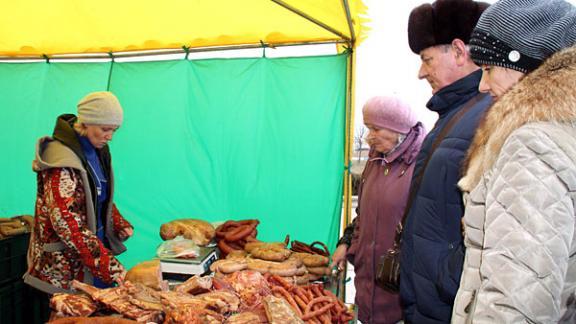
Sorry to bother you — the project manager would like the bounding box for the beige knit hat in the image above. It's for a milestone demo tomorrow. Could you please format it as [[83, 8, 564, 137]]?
[[77, 91, 124, 126]]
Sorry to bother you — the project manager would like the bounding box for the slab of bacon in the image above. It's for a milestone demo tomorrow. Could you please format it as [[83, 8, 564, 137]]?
[[159, 290, 209, 310], [125, 259, 168, 291], [164, 306, 224, 324], [224, 311, 263, 324], [216, 270, 270, 308], [174, 274, 213, 295], [52, 270, 353, 324], [263, 295, 304, 324], [50, 293, 98, 317], [48, 316, 138, 323], [71, 280, 163, 323], [125, 283, 164, 311], [160, 219, 215, 246]]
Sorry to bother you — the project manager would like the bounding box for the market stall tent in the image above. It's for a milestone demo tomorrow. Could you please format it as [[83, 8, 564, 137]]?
[[1, 0, 366, 56], [0, 0, 366, 269]]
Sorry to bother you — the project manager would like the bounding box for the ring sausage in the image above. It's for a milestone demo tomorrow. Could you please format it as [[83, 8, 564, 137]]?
[[217, 239, 238, 255], [225, 223, 256, 241], [215, 221, 240, 238]]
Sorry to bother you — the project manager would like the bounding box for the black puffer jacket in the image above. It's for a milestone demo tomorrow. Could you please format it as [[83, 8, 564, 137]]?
[[399, 70, 492, 324]]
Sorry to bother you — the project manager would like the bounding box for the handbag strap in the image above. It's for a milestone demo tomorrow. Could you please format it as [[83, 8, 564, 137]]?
[[393, 92, 488, 245]]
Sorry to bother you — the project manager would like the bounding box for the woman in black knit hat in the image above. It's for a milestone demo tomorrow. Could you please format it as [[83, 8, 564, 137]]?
[[453, 0, 576, 322]]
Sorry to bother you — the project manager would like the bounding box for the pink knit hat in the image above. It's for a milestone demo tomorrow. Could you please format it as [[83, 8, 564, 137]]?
[[362, 96, 417, 134]]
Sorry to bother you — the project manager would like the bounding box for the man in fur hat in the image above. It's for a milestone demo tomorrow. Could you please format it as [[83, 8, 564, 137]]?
[[399, 0, 492, 323]]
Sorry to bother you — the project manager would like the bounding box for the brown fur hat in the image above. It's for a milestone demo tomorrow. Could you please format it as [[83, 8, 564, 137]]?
[[408, 0, 489, 54]]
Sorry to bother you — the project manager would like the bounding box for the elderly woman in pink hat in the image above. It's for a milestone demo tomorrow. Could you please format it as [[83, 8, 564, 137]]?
[[331, 96, 425, 323]]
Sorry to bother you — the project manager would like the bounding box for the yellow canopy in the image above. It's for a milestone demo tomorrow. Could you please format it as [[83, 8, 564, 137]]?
[[1, 0, 367, 57]]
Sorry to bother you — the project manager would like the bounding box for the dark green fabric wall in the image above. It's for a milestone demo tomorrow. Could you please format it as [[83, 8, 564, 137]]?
[[0, 54, 347, 268]]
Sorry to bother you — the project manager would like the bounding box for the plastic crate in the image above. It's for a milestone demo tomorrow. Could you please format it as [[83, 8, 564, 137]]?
[[0, 280, 50, 324], [27, 284, 51, 324], [0, 233, 29, 287], [0, 280, 27, 324]]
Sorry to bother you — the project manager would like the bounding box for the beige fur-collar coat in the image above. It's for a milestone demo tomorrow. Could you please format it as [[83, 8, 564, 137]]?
[[452, 45, 576, 323]]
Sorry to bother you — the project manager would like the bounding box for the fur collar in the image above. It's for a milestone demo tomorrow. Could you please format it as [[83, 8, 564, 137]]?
[[459, 45, 576, 192]]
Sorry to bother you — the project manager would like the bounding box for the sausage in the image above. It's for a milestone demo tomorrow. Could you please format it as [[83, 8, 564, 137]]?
[[215, 220, 240, 238], [323, 290, 345, 313], [310, 241, 330, 256], [293, 294, 308, 311], [217, 239, 238, 255], [304, 296, 333, 313], [309, 292, 331, 322], [291, 241, 314, 254], [311, 284, 324, 298], [270, 274, 293, 291], [290, 240, 330, 256], [0, 226, 27, 236], [340, 313, 354, 322], [226, 240, 245, 251], [302, 301, 334, 321], [237, 219, 259, 226], [319, 313, 332, 324], [305, 288, 315, 301], [307, 318, 321, 324], [245, 235, 258, 242], [272, 286, 302, 317], [294, 287, 310, 303], [225, 223, 256, 241]]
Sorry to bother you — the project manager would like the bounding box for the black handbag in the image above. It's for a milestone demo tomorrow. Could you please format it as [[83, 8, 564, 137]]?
[[374, 93, 487, 293], [375, 235, 402, 292]]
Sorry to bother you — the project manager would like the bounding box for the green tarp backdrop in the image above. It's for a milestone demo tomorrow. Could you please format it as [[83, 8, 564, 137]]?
[[0, 54, 347, 268]]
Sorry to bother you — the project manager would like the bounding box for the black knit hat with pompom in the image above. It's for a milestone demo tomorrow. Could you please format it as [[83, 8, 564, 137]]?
[[470, 0, 576, 73]]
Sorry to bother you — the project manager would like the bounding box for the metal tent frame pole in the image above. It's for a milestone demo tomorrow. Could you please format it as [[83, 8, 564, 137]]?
[[342, 0, 356, 44], [335, 0, 357, 302], [269, 0, 359, 302], [0, 40, 347, 62], [270, 0, 351, 41]]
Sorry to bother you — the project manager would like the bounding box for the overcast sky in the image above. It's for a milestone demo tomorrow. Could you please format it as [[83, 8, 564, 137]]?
[[354, 0, 503, 132], [355, 0, 576, 132]]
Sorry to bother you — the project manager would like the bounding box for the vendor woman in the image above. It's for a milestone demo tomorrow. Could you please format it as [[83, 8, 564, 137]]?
[[24, 91, 134, 316]]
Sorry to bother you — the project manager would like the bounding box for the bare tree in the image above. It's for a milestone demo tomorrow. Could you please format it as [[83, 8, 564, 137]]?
[[354, 126, 367, 161]]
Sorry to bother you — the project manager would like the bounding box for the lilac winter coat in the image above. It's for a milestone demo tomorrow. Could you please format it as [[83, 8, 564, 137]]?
[[346, 123, 425, 324]]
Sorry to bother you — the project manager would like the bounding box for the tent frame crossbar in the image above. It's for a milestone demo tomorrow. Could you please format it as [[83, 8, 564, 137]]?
[[0, 40, 348, 61], [270, 0, 351, 41]]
